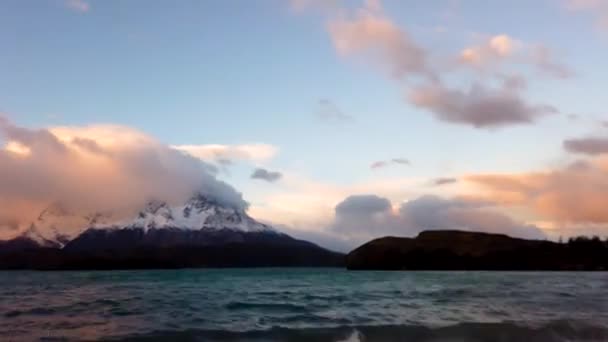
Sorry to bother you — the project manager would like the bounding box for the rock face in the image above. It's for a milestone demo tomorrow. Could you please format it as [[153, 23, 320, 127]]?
[[347, 230, 608, 271], [0, 194, 344, 269]]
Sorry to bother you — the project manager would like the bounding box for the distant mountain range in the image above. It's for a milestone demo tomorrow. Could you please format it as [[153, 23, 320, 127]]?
[[0, 194, 344, 269]]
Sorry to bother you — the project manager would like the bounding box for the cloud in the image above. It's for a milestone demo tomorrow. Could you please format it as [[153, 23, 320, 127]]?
[[298, 0, 564, 129], [496, 73, 528, 91], [467, 159, 608, 224], [246, 173, 420, 234], [65, 0, 90, 13], [273, 223, 353, 252], [392, 158, 409, 165], [433, 177, 458, 186], [317, 99, 354, 124], [530, 45, 575, 79], [370, 158, 410, 169], [458, 36, 573, 79], [251, 168, 283, 183], [173, 143, 278, 163], [565, 0, 608, 30], [327, 0, 433, 80], [330, 194, 546, 245], [335, 194, 391, 217], [408, 82, 557, 128], [564, 136, 608, 155], [370, 161, 388, 169], [0, 116, 247, 235], [216, 158, 233, 166], [459, 34, 520, 66]]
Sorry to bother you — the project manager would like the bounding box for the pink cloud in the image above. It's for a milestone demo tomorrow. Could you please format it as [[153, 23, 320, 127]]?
[[327, 0, 433, 80], [65, 0, 90, 13], [0, 116, 247, 235]]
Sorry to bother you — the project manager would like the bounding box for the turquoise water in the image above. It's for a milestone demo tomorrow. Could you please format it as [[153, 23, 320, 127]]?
[[1, 269, 607, 341]]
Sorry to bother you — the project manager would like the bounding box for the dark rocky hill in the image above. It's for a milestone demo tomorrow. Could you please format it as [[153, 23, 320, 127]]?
[[347, 230, 608, 271]]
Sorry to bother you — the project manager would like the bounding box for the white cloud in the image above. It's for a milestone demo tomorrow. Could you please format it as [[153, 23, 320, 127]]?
[[172, 143, 278, 163]]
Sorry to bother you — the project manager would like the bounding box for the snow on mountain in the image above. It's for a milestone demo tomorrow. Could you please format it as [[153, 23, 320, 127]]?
[[106, 194, 275, 233], [17, 203, 113, 248], [11, 194, 276, 249], [19, 224, 60, 248]]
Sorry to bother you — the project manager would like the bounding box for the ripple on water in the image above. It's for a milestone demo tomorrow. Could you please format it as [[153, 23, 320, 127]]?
[[0, 270, 607, 341]]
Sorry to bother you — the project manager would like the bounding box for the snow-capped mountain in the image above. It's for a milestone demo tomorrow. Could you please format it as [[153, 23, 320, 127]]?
[[0, 193, 345, 269], [3, 194, 278, 250], [105, 194, 275, 233], [64, 194, 287, 252], [9, 203, 115, 248]]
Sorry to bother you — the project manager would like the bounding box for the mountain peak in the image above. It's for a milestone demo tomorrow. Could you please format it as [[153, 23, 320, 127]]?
[[106, 193, 274, 233]]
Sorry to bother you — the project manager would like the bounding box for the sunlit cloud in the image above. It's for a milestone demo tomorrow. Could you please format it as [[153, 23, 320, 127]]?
[[327, 0, 434, 80], [0, 116, 247, 237], [467, 158, 608, 225], [298, 0, 565, 129]]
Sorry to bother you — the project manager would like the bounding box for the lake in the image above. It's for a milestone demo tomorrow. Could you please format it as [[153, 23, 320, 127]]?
[[1, 269, 607, 341]]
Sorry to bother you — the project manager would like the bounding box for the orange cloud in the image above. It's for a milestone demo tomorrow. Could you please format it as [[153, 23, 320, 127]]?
[[467, 160, 608, 224]]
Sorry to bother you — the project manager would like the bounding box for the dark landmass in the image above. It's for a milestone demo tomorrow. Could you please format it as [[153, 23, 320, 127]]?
[[0, 228, 344, 270], [347, 230, 608, 271]]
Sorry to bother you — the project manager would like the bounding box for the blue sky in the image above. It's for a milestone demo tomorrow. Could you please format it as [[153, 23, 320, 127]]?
[[2, 0, 608, 248]]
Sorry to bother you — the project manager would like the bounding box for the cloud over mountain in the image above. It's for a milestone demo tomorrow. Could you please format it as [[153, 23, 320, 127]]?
[[0, 116, 247, 233]]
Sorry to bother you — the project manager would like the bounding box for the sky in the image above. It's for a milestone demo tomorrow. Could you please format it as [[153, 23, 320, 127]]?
[[1, 0, 608, 251]]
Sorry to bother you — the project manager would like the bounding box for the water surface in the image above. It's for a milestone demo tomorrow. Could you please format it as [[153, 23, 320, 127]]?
[[1, 269, 607, 341]]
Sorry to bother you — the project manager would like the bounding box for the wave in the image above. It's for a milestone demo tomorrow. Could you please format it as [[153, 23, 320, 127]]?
[[224, 301, 310, 312], [115, 320, 608, 341]]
